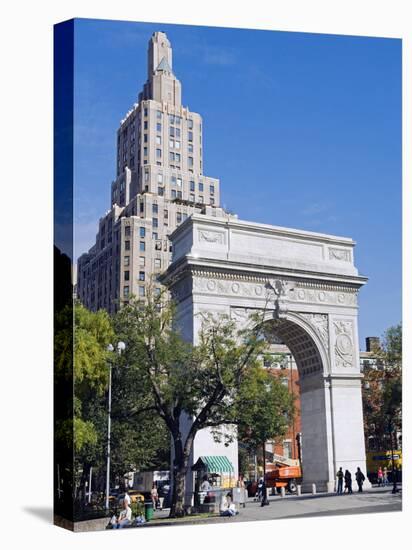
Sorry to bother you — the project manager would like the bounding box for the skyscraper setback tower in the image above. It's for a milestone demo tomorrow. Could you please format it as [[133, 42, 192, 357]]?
[[77, 32, 224, 312]]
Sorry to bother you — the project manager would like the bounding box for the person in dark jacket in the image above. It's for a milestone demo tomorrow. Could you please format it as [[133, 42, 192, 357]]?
[[260, 479, 269, 507], [344, 470, 353, 494], [355, 467, 365, 492], [336, 467, 344, 494]]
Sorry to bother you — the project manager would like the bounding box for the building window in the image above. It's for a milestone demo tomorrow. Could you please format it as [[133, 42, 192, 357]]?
[[175, 116, 181, 125], [154, 258, 161, 269], [156, 148, 162, 159], [144, 147, 148, 156], [164, 209, 168, 219], [199, 196, 204, 203], [157, 173, 163, 183], [139, 286, 145, 297], [139, 271, 145, 281], [144, 120, 148, 129], [157, 110, 162, 119], [123, 286, 130, 298], [156, 135, 161, 145], [153, 217, 158, 228], [190, 193, 195, 202], [171, 175, 176, 185], [175, 153, 181, 162], [124, 226, 130, 237], [188, 119, 193, 129], [176, 212, 182, 224], [171, 189, 176, 199], [158, 186, 164, 196], [140, 227, 145, 238], [152, 204, 158, 214], [169, 152, 175, 161], [156, 123, 162, 132], [169, 126, 175, 137], [177, 177, 182, 187], [177, 191, 182, 199], [153, 232, 158, 240], [175, 140, 180, 149], [144, 134, 148, 143], [169, 114, 175, 124], [124, 256, 130, 266], [188, 131, 193, 142], [210, 197, 215, 205], [190, 180, 195, 192], [188, 157, 193, 167], [210, 185, 215, 195], [144, 108, 148, 117], [139, 256, 145, 266], [199, 182, 204, 192], [124, 270, 130, 281], [124, 240, 130, 251], [188, 143, 193, 153], [140, 241, 145, 251]]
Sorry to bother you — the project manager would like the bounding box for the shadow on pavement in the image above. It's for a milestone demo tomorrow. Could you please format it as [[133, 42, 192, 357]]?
[[24, 507, 53, 524]]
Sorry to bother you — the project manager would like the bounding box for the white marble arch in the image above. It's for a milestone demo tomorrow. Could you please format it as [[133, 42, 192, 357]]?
[[160, 214, 371, 495]]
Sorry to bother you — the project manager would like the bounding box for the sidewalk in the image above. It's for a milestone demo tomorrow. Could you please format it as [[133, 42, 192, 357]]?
[[71, 486, 402, 532]]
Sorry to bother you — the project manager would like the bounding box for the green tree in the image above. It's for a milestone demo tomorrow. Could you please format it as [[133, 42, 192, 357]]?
[[236, 365, 294, 480], [363, 323, 402, 451], [114, 288, 269, 517]]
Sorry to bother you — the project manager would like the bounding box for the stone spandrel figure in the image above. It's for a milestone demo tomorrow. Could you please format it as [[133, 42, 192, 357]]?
[[336, 467, 344, 494], [344, 470, 353, 494], [355, 467, 366, 492]]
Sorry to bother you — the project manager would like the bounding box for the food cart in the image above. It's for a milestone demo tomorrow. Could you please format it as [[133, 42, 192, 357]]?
[[192, 456, 235, 512]]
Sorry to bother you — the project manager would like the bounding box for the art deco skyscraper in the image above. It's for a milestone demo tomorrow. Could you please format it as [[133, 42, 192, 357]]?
[[77, 32, 224, 312]]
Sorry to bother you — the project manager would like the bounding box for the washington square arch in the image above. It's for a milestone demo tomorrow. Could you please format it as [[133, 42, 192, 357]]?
[[161, 212, 371, 500]]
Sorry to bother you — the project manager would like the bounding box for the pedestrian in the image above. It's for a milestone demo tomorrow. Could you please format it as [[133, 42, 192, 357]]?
[[382, 467, 389, 487], [260, 479, 269, 507], [355, 467, 365, 492], [124, 490, 131, 506], [377, 467, 383, 487], [256, 478, 264, 502], [237, 475, 246, 508], [336, 467, 344, 494], [151, 482, 159, 510], [344, 470, 353, 494]]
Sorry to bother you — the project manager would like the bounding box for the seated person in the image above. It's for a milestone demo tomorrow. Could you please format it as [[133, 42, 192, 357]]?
[[113, 500, 132, 529], [220, 493, 238, 517]]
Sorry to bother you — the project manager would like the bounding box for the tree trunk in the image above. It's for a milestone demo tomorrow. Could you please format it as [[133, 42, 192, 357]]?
[[169, 432, 195, 517]]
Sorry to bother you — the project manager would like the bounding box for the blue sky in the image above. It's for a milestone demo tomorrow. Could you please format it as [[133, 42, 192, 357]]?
[[73, 19, 401, 348]]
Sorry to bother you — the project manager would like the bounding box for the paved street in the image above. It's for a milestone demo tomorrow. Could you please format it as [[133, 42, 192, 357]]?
[[72, 486, 401, 531]]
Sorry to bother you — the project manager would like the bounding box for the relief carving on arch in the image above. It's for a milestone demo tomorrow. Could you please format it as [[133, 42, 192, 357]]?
[[300, 313, 329, 353], [333, 320, 354, 368]]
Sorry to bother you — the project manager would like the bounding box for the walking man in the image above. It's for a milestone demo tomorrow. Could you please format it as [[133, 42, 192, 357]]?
[[377, 467, 383, 487], [355, 467, 366, 492], [344, 470, 353, 494], [336, 467, 344, 495]]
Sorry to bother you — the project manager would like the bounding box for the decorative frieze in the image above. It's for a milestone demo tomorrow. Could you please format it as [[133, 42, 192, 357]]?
[[301, 313, 329, 353], [333, 320, 354, 368], [329, 247, 351, 262], [198, 230, 225, 244]]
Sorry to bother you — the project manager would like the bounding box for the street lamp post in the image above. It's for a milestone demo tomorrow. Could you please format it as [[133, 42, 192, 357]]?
[[105, 341, 126, 511]]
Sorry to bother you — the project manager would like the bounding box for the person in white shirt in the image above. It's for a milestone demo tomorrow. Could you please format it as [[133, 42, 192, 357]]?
[[220, 493, 237, 517], [200, 475, 211, 491], [124, 491, 131, 506], [114, 500, 132, 528]]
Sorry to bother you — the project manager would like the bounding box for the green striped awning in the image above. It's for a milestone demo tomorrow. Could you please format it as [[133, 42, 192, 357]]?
[[192, 455, 234, 473]]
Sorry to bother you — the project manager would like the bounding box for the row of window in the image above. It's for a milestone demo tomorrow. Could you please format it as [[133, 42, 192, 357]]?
[[123, 285, 162, 299], [124, 256, 162, 269]]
